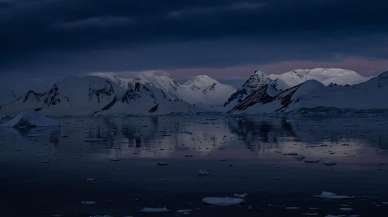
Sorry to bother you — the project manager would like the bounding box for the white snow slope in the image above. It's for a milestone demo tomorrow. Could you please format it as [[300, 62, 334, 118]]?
[[94, 72, 236, 108], [268, 68, 369, 87], [178, 75, 236, 108], [230, 70, 388, 114], [0, 75, 194, 116], [0, 69, 386, 116], [224, 70, 288, 111]]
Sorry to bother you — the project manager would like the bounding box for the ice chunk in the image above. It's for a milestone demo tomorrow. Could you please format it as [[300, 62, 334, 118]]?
[[233, 193, 248, 198], [89, 215, 112, 217], [176, 209, 192, 215], [304, 159, 320, 163], [198, 169, 210, 176], [157, 162, 168, 166], [1, 112, 59, 128], [316, 191, 354, 199], [285, 206, 300, 210], [202, 197, 244, 206], [324, 161, 337, 166], [325, 215, 346, 217], [81, 201, 96, 205], [140, 207, 169, 213], [339, 207, 353, 212]]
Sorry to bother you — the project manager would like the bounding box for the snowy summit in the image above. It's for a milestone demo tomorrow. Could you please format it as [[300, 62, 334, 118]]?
[[268, 68, 369, 87]]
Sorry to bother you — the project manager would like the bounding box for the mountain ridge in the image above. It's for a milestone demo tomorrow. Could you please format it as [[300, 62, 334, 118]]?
[[0, 68, 386, 116]]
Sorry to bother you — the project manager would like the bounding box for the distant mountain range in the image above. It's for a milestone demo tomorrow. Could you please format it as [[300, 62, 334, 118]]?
[[0, 68, 386, 116]]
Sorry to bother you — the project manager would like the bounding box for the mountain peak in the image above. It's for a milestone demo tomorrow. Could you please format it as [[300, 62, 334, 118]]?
[[184, 75, 219, 87], [243, 70, 269, 90], [268, 68, 368, 87]]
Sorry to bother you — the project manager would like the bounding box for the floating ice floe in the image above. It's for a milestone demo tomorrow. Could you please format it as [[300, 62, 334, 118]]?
[[325, 215, 347, 217], [1, 112, 59, 128], [157, 162, 168, 166], [140, 207, 169, 213], [316, 191, 354, 199], [304, 159, 320, 164], [285, 206, 300, 210], [86, 178, 96, 183], [202, 197, 244, 206], [233, 193, 248, 198], [89, 215, 112, 217], [339, 207, 353, 212], [176, 209, 192, 215], [198, 169, 210, 176], [81, 200, 96, 205]]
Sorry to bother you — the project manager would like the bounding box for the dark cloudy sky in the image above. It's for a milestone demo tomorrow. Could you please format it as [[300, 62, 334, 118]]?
[[1, 0, 388, 81]]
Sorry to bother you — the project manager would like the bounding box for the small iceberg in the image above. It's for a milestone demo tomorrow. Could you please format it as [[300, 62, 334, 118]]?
[[316, 191, 354, 199], [140, 207, 169, 213], [202, 197, 244, 206], [1, 112, 59, 128], [325, 215, 347, 217], [89, 215, 112, 217], [81, 200, 96, 205], [304, 159, 320, 164], [176, 209, 192, 215], [157, 162, 168, 166], [339, 207, 353, 212], [233, 193, 248, 198], [198, 169, 210, 176], [285, 206, 300, 210]]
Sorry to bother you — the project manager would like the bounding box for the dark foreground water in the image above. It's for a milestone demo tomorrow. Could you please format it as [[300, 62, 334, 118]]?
[[1, 115, 388, 217]]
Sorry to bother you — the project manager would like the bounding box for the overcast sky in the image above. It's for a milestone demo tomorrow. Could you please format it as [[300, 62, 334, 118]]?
[[1, 0, 388, 82]]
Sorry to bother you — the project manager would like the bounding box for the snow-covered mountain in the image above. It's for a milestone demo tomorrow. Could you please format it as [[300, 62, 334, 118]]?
[[177, 75, 236, 108], [228, 70, 388, 114], [0, 72, 235, 116], [284, 70, 388, 111], [94, 72, 236, 108], [0, 75, 194, 116], [1, 69, 387, 116], [268, 68, 368, 87], [224, 70, 288, 110]]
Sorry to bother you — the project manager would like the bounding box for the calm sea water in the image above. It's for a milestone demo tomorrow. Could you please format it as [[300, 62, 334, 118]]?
[[1, 115, 388, 217]]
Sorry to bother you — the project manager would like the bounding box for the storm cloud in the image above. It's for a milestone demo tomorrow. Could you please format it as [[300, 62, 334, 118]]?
[[1, 0, 388, 79]]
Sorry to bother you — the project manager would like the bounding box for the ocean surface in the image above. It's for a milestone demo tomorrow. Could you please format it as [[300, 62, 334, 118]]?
[[1, 114, 388, 217]]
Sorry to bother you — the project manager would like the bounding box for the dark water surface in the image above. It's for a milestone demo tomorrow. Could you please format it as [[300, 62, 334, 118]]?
[[1, 115, 388, 217]]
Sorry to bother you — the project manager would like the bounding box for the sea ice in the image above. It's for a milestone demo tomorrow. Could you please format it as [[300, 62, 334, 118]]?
[[304, 159, 320, 163], [176, 209, 192, 215], [157, 162, 168, 166], [316, 191, 354, 199], [198, 169, 210, 176], [140, 207, 169, 213], [202, 197, 244, 206], [233, 193, 248, 198], [81, 201, 96, 205], [325, 215, 346, 217], [285, 206, 300, 210]]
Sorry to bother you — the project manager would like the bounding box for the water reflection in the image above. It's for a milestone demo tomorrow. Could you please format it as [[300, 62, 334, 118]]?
[[1, 115, 388, 164]]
